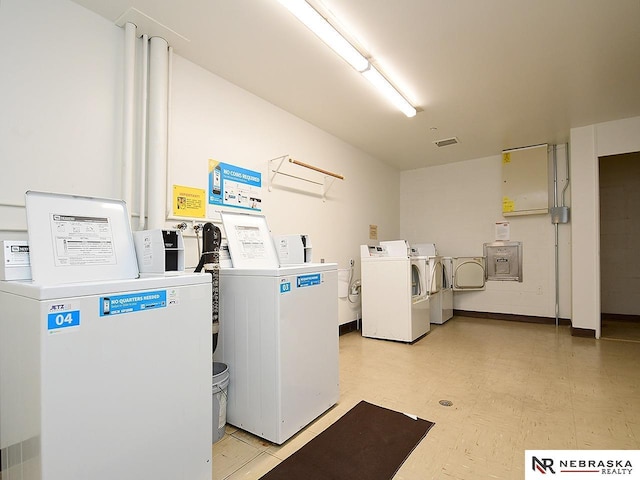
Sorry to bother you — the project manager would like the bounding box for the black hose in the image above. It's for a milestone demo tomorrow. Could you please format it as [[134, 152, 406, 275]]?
[[194, 222, 222, 355]]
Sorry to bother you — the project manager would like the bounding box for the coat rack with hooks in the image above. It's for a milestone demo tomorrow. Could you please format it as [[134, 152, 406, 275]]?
[[268, 155, 344, 201]]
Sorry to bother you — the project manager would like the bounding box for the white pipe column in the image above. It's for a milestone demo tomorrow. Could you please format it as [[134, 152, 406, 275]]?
[[122, 22, 136, 216], [147, 36, 170, 230], [138, 34, 149, 230]]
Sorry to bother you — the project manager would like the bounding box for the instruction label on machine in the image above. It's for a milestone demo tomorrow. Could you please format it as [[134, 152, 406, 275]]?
[[297, 273, 321, 288], [99, 290, 167, 316], [280, 274, 323, 294], [49, 214, 117, 266]]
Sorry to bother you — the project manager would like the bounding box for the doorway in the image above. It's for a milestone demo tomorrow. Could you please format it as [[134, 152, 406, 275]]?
[[599, 151, 640, 342]]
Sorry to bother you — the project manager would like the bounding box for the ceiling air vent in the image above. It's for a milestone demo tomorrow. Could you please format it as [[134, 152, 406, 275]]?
[[433, 137, 459, 148]]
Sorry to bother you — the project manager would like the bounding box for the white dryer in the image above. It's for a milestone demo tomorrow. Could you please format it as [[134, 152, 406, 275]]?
[[441, 257, 454, 322], [427, 255, 444, 324], [414, 243, 446, 325], [360, 241, 430, 343]]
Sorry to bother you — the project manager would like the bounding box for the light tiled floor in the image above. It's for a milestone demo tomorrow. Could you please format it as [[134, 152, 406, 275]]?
[[212, 316, 640, 479]]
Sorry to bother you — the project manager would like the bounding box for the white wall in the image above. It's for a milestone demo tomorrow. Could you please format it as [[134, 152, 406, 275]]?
[[5, 0, 639, 333], [0, 0, 123, 237], [570, 116, 640, 337], [168, 55, 400, 325], [400, 147, 572, 319], [0, 0, 400, 326]]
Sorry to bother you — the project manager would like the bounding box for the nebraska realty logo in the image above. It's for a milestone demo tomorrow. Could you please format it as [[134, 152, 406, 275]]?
[[525, 450, 639, 479]]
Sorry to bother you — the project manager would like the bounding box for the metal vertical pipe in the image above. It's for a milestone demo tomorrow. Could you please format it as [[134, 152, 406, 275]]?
[[555, 224, 560, 327], [562, 143, 570, 207], [553, 145, 560, 327], [147, 36, 169, 230], [122, 22, 136, 217]]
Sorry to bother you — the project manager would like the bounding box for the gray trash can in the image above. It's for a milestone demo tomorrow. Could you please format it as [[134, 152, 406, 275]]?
[[212, 362, 229, 443]]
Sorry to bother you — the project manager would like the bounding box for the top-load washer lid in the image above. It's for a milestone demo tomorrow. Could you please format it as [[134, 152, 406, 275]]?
[[379, 240, 410, 257], [220, 211, 279, 268], [25, 191, 139, 285]]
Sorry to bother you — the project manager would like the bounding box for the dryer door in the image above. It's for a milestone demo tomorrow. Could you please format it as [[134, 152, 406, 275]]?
[[427, 256, 443, 294], [410, 261, 424, 297], [453, 257, 486, 291], [441, 257, 453, 289]]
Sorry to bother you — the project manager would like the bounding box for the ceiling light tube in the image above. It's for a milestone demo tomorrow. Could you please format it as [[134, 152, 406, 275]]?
[[361, 66, 417, 118], [277, 0, 369, 72]]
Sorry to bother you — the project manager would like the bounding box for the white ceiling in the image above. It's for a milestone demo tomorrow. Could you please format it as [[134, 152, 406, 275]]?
[[72, 0, 640, 171]]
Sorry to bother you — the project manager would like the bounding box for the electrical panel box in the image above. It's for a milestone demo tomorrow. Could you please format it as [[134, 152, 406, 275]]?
[[502, 144, 549, 216], [484, 241, 523, 282]]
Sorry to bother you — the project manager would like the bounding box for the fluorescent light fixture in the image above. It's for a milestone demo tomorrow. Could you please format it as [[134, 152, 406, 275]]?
[[277, 0, 368, 72], [361, 66, 417, 117], [278, 0, 417, 117]]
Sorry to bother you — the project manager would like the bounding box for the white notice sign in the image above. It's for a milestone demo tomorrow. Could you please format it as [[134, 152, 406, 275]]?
[[495, 221, 510, 241], [50, 214, 117, 266], [234, 225, 266, 260]]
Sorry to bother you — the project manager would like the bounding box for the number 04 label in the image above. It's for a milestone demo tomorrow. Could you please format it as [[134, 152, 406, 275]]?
[[47, 310, 80, 331]]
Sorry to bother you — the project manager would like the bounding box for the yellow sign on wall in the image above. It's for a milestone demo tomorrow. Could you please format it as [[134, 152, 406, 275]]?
[[502, 196, 515, 213], [173, 185, 206, 218]]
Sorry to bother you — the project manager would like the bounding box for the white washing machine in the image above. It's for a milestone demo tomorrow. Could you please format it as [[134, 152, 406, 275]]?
[[214, 212, 339, 445], [1, 192, 212, 480], [360, 241, 430, 343], [0, 275, 213, 480]]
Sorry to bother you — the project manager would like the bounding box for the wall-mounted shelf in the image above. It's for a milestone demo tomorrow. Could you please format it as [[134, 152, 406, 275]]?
[[268, 155, 344, 201]]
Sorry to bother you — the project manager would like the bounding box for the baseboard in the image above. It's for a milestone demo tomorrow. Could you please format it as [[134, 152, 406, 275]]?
[[570, 327, 596, 338], [454, 310, 572, 326], [347, 312, 598, 338], [339, 320, 360, 336], [601, 313, 640, 322]]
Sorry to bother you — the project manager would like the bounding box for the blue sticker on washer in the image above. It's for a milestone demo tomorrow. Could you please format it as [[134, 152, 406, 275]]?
[[100, 290, 167, 316], [297, 274, 321, 288], [280, 282, 291, 294], [48, 310, 80, 330]]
